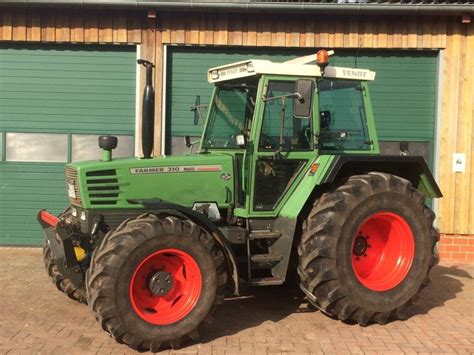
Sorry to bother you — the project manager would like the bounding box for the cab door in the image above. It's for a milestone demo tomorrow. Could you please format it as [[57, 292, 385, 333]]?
[[248, 76, 317, 215]]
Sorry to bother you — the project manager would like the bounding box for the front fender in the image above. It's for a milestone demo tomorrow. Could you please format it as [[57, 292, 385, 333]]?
[[132, 199, 240, 296]]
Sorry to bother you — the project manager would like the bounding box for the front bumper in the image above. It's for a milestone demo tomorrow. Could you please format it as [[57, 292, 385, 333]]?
[[36, 210, 84, 288]]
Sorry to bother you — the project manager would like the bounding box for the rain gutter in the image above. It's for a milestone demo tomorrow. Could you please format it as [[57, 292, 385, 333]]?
[[1, 1, 473, 15]]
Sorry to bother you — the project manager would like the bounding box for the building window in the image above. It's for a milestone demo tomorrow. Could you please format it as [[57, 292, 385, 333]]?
[[0, 132, 3, 160], [5, 132, 68, 162], [71, 134, 134, 162]]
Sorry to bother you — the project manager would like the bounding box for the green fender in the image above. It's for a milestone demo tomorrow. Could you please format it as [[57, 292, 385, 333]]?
[[279, 155, 336, 220], [279, 154, 442, 221]]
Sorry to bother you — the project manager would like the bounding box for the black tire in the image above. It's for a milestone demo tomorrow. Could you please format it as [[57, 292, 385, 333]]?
[[86, 213, 227, 352], [298, 172, 439, 326], [42, 211, 87, 304]]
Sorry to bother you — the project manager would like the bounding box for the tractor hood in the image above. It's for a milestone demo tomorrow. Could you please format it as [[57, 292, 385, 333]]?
[[65, 153, 235, 210]]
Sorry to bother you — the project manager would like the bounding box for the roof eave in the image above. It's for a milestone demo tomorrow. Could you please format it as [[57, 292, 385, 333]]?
[[1, 1, 474, 15]]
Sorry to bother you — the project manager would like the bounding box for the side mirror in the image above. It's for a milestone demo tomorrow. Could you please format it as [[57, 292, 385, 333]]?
[[293, 79, 314, 119], [184, 135, 192, 148], [192, 95, 200, 125]]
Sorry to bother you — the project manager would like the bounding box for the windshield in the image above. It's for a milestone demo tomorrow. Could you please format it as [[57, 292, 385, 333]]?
[[202, 80, 258, 149], [318, 79, 371, 151]]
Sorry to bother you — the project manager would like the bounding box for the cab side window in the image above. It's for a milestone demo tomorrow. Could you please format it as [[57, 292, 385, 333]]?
[[318, 80, 371, 151]]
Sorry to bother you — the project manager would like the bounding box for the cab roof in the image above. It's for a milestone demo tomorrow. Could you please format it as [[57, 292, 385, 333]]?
[[207, 53, 376, 83]]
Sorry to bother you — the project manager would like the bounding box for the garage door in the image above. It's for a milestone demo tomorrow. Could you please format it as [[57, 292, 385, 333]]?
[[166, 47, 437, 164], [0, 44, 136, 245]]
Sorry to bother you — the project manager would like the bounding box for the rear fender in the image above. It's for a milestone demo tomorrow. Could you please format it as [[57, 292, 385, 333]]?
[[280, 155, 441, 221], [322, 155, 442, 198]]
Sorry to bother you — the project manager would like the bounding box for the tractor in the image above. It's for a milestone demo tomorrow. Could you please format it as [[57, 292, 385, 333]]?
[[37, 50, 442, 352]]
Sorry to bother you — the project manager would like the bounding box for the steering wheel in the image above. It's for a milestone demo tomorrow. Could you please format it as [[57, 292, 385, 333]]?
[[259, 133, 275, 150]]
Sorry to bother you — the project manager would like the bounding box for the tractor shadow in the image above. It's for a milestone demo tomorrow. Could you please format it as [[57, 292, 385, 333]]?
[[198, 283, 310, 343], [406, 264, 472, 317], [196, 264, 471, 344]]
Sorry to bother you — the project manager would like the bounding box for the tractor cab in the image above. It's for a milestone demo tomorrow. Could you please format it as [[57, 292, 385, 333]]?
[[199, 51, 379, 215]]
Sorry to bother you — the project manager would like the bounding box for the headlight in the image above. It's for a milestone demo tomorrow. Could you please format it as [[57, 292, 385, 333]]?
[[211, 70, 219, 80], [80, 211, 86, 221], [71, 207, 77, 217]]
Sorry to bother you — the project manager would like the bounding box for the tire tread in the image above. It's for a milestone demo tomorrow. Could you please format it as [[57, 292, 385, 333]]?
[[299, 172, 439, 326], [86, 213, 227, 352]]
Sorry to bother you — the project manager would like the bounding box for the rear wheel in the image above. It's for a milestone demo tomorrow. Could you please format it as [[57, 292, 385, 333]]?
[[42, 210, 87, 304], [298, 172, 438, 325], [86, 214, 227, 352]]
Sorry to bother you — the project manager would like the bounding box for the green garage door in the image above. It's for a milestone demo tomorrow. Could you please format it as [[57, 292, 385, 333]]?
[[166, 47, 437, 164], [0, 44, 136, 245]]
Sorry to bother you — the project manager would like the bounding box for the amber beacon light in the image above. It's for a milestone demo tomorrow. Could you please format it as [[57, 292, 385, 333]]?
[[316, 49, 333, 76]]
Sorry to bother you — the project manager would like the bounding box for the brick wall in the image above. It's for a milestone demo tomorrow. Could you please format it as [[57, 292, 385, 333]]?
[[438, 234, 474, 261]]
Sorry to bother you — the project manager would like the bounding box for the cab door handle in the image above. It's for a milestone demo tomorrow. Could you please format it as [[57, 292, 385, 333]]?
[[225, 186, 232, 203]]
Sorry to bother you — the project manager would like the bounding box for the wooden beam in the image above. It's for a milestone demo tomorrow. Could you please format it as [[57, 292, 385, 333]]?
[[1, 11, 13, 41], [454, 23, 473, 234], [185, 13, 200, 45], [243, 15, 257, 46], [439, 19, 462, 233], [154, 29, 164, 156], [113, 12, 128, 43], [171, 15, 185, 44], [127, 13, 142, 44], [12, 10, 27, 41], [334, 20, 343, 48], [228, 13, 243, 46], [98, 13, 113, 43], [304, 17, 315, 48], [257, 16, 271, 46], [55, 13, 70, 42], [70, 12, 84, 43], [407, 17, 418, 48], [214, 13, 228, 45], [27, 11, 41, 42], [84, 13, 99, 43], [137, 17, 156, 158], [199, 15, 213, 45], [271, 15, 285, 47]]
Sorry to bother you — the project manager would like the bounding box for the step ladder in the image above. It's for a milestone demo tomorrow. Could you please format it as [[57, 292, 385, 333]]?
[[247, 230, 285, 286]]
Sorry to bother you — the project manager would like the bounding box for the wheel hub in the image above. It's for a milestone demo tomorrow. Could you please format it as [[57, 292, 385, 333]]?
[[129, 248, 202, 325], [148, 271, 173, 296], [351, 212, 415, 291], [353, 235, 368, 256]]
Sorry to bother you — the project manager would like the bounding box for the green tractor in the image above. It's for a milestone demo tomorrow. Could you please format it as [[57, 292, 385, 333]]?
[[38, 50, 442, 352]]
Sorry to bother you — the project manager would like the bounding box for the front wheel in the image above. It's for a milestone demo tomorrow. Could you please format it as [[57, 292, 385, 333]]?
[[298, 172, 439, 325], [86, 214, 227, 352]]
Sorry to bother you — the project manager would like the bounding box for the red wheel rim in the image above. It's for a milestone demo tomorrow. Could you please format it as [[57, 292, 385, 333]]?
[[351, 212, 415, 291], [129, 249, 202, 325]]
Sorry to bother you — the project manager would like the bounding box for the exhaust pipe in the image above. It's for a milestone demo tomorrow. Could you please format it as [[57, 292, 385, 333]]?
[[137, 59, 155, 159]]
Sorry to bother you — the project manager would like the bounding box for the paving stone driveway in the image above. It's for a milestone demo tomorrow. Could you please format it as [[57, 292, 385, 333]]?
[[0, 247, 473, 354]]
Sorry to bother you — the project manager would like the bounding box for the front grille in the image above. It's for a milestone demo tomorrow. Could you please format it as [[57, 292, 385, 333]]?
[[65, 167, 82, 205], [86, 169, 119, 206]]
